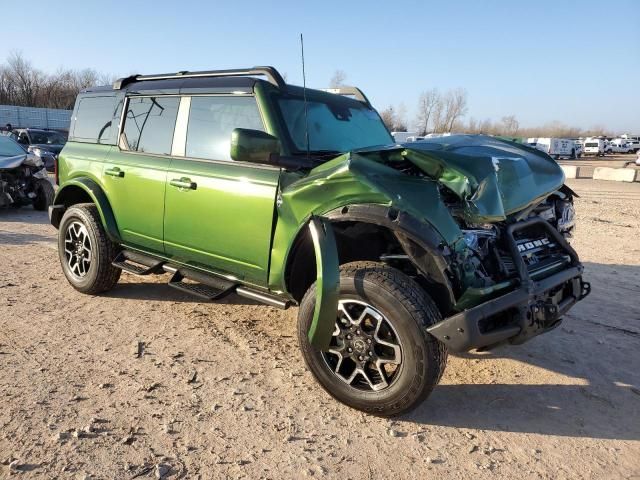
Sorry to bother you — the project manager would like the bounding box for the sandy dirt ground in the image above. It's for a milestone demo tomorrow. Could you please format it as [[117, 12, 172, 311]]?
[[0, 179, 639, 479]]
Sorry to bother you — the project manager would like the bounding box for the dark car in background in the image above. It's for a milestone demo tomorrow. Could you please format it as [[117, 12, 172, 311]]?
[[11, 128, 67, 172]]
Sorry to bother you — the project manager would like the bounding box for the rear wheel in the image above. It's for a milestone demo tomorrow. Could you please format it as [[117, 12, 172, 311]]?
[[32, 178, 54, 211], [297, 261, 447, 416], [58, 203, 121, 294]]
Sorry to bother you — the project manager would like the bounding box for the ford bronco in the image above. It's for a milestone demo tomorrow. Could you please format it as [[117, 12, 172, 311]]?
[[50, 67, 590, 415]]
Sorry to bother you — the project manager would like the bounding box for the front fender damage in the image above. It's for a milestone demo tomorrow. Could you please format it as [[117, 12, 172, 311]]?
[[307, 216, 340, 350]]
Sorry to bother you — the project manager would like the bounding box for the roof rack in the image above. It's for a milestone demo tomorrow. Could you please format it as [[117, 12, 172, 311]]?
[[113, 66, 286, 90], [319, 87, 372, 107]]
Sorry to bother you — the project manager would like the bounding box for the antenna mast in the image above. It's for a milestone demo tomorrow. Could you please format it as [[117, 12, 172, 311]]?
[[300, 33, 310, 161]]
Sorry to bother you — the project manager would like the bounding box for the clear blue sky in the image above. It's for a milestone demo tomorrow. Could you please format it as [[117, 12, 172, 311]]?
[[2, 0, 639, 132]]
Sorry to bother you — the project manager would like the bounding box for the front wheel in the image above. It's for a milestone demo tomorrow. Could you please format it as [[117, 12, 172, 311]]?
[[297, 261, 447, 416], [58, 203, 121, 294]]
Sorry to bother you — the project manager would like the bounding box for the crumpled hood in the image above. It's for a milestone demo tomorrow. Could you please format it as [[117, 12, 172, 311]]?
[[356, 134, 565, 222], [0, 154, 27, 170]]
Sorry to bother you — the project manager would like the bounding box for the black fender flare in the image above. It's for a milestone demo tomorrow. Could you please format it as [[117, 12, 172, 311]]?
[[324, 204, 456, 311], [50, 177, 121, 243]]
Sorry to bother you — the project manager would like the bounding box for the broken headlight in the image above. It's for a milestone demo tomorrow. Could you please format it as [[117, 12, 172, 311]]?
[[555, 199, 576, 239]]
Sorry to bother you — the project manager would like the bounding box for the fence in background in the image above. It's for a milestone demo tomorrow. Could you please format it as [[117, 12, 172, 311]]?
[[0, 105, 72, 131]]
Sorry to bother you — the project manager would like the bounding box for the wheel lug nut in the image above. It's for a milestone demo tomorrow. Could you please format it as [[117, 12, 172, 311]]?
[[356, 330, 360, 335], [347, 347, 353, 353], [358, 356, 364, 361], [368, 351, 373, 356], [346, 335, 352, 340], [367, 338, 372, 344]]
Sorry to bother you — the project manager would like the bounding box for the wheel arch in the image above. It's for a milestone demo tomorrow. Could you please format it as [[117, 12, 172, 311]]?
[[284, 204, 456, 316], [51, 178, 121, 243]]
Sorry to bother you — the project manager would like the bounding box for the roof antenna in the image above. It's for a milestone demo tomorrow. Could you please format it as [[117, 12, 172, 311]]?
[[300, 33, 310, 161]]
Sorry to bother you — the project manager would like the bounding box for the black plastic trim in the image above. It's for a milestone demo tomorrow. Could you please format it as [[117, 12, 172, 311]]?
[[427, 218, 588, 352]]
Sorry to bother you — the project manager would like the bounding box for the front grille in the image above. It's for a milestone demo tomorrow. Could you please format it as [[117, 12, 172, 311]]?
[[501, 224, 570, 279]]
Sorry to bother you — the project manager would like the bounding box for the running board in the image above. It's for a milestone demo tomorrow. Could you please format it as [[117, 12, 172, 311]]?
[[163, 265, 291, 308], [168, 270, 236, 301], [112, 251, 164, 276]]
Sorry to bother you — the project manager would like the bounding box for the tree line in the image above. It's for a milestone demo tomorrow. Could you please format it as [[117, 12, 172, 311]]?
[[0, 53, 112, 110], [0, 56, 614, 138], [331, 70, 613, 138]]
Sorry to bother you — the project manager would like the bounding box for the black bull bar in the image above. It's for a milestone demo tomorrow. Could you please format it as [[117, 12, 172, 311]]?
[[427, 218, 591, 352]]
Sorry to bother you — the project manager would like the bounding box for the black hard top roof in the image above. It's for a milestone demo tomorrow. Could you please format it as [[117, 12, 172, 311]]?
[[79, 66, 372, 107]]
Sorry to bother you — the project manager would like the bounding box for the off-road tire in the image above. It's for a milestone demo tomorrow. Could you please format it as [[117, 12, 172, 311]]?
[[32, 178, 54, 211], [58, 203, 121, 294], [297, 261, 447, 416]]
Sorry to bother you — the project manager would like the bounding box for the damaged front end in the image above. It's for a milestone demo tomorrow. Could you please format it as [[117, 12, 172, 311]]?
[[370, 135, 591, 351], [293, 135, 590, 352]]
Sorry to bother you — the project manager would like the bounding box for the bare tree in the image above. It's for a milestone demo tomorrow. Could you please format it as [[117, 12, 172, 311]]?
[[415, 88, 440, 135], [500, 115, 519, 135], [379, 106, 396, 131], [6, 52, 42, 107], [0, 52, 114, 111], [431, 97, 446, 133], [443, 88, 468, 132], [329, 70, 347, 88]]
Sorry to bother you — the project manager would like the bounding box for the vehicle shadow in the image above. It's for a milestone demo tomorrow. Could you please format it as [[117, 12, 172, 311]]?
[[403, 262, 640, 441], [0, 230, 55, 246], [0, 206, 51, 225]]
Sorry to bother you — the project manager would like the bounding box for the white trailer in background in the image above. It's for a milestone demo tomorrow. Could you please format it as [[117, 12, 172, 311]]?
[[526, 138, 577, 159], [583, 137, 606, 156]]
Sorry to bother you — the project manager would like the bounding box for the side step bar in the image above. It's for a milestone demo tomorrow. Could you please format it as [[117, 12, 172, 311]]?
[[112, 250, 164, 276], [168, 269, 236, 301], [112, 250, 292, 309], [163, 265, 291, 309]]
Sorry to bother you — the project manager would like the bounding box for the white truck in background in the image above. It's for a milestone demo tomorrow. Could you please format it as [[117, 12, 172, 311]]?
[[583, 137, 606, 156], [527, 137, 578, 159], [609, 138, 634, 153]]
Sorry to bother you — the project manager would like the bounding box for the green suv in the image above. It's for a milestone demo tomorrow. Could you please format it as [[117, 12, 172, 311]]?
[[50, 66, 590, 415]]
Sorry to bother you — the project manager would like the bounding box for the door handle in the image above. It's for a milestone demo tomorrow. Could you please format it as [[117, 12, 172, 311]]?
[[105, 167, 124, 178], [170, 178, 197, 190]]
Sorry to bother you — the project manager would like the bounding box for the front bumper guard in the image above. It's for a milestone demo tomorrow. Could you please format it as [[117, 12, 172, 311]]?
[[427, 217, 591, 352]]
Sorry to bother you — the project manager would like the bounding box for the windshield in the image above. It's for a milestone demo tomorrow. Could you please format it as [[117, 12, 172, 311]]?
[[0, 136, 26, 157], [29, 131, 66, 145], [276, 94, 392, 155]]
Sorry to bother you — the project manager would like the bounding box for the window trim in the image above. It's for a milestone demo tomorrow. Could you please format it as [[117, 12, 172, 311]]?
[[117, 93, 277, 170]]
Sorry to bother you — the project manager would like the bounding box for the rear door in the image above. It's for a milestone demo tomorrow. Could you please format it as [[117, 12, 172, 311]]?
[[104, 95, 180, 254], [163, 95, 280, 286]]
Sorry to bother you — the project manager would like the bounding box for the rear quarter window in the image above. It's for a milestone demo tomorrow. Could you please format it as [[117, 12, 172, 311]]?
[[71, 95, 117, 144]]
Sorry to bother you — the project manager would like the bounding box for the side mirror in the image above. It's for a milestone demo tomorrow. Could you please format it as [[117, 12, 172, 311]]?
[[230, 128, 280, 164]]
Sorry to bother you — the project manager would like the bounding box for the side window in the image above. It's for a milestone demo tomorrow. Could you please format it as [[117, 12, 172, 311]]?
[[72, 96, 116, 143], [185, 96, 264, 161], [121, 96, 180, 155]]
